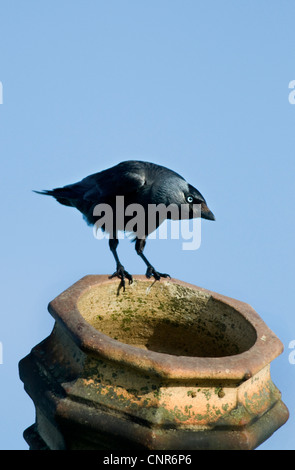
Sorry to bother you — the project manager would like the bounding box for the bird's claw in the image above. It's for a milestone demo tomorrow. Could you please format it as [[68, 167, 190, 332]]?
[[109, 265, 133, 292], [145, 266, 171, 281]]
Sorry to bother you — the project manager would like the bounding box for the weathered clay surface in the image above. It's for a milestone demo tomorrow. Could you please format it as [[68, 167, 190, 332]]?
[[19, 275, 289, 450], [77, 280, 257, 357]]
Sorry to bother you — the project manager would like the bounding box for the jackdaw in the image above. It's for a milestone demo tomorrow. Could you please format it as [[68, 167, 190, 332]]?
[[35, 160, 215, 289]]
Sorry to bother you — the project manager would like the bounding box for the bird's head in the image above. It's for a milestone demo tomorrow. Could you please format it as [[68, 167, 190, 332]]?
[[182, 184, 215, 221], [151, 176, 215, 222]]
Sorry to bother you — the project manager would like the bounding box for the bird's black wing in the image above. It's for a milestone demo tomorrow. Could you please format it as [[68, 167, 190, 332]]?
[[81, 161, 147, 202], [38, 161, 147, 206]]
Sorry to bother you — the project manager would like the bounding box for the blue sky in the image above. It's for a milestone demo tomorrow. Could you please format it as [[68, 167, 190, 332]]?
[[0, 1, 294, 450]]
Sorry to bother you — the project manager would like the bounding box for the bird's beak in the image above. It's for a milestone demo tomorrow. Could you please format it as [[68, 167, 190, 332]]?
[[201, 203, 215, 221]]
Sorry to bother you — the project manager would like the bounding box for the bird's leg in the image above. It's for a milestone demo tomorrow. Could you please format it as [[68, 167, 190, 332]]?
[[109, 236, 133, 291], [135, 238, 171, 281]]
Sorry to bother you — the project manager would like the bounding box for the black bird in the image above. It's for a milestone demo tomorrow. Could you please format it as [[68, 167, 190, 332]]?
[[35, 161, 215, 289]]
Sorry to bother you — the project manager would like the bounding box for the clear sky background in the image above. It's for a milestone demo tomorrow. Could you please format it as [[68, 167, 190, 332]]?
[[0, 1, 294, 450]]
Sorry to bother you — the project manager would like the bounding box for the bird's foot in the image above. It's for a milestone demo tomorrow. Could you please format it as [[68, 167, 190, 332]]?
[[145, 266, 171, 281], [109, 265, 133, 292]]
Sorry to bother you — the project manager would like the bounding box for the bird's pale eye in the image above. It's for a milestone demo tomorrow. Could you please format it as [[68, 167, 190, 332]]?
[[186, 195, 194, 203]]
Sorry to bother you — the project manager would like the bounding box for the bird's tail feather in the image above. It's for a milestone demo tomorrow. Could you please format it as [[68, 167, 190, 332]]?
[[33, 188, 73, 207], [33, 189, 55, 196]]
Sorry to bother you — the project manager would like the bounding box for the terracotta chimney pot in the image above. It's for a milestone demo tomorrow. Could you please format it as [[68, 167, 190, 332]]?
[[19, 276, 289, 450]]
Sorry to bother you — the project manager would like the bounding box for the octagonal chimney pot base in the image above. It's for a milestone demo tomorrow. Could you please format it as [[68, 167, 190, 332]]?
[[19, 276, 289, 450]]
